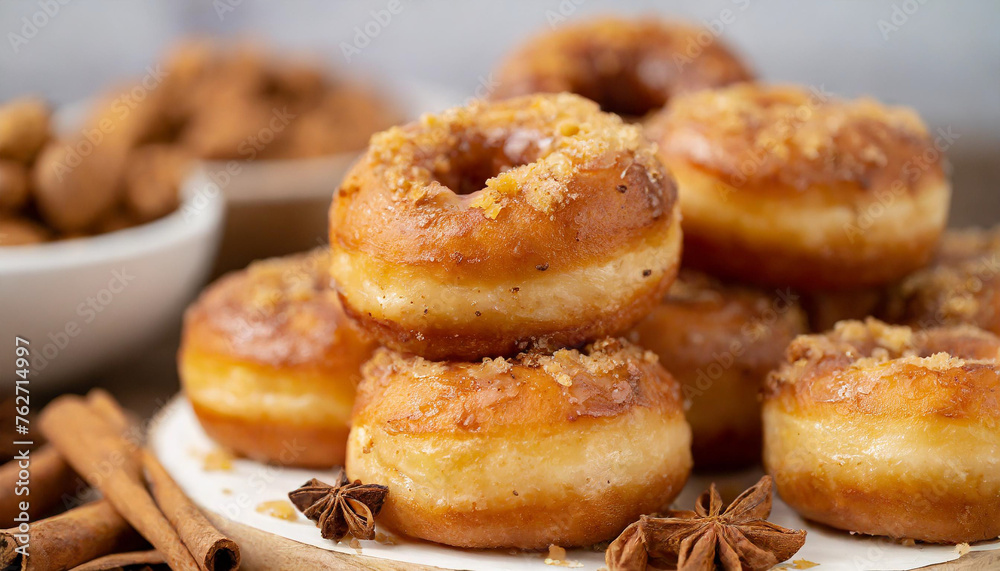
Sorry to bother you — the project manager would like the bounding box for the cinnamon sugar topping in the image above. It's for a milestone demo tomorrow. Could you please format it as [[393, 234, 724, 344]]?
[[653, 83, 941, 191], [363, 93, 664, 219]]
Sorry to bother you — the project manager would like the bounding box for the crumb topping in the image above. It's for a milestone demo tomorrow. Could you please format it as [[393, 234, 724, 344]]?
[[767, 318, 1000, 411], [653, 83, 939, 191], [360, 93, 663, 219], [364, 337, 658, 387], [358, 338, 680, 431], [232, 249, 332, 312], [889, 226, 1000, 329], [185, 249, 368, 366]]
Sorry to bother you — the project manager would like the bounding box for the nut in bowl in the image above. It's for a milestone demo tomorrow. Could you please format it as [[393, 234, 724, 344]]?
[[0, 182, 223, 390]]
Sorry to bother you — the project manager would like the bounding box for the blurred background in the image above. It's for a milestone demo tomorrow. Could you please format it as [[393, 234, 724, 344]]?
[[3, 0, 998, 225], [1, 0, 998, 408]]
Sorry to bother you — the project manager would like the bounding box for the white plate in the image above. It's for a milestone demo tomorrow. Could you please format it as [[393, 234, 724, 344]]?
[[150, 397, 999, 571]]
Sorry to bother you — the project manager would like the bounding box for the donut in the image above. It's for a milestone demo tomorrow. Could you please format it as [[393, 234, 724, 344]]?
[[647, 83, 951, 290], [492, 17, 752, 119], [763, 318, 1000, 543], [346, 338, 692, 549], [631, 270, 807, 469], [884, 226, 1000, 335], [329, 93, 682, 361], [179, 250, 377, 468], [800, 288, 887, 332]]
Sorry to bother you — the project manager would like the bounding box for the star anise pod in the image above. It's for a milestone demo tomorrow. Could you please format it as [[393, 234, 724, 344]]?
[[606, 476, 806, 571], [288, 469, 389, 541]]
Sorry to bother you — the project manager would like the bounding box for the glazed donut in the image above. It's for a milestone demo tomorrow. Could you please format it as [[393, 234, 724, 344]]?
[[329, 93, 681, 361], [179, 250, 376, 468], [630, 270, 807, 469], [885, 226, 1000, 335], [346, 338, 692, 549], [492, 17, 752, 119], [647, 83, 951, 290], [763, 318, 1000, 543]]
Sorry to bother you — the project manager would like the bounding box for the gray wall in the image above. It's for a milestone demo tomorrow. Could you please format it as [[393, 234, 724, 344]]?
[[2, 0, 998, 224]]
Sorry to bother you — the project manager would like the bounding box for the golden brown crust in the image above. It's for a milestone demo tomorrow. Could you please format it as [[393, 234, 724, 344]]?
[[769, 468, 1000, 545], [330, 94, 681, 359], [649, 83, 944, 192], [647, 84, 950, 290], [347, 338, 692, 548], [631, 270, 807, 469], [373, 468, 686, 550], [182, 249, 372, 369], [331, 93, 675, 279], [492, 17, 752, 117], [885, 226, 1000, 334], [765, 318, 1000, 420], [680, 213, 943, 291], [354, 338, 684, 432], [338, 231, 680, 362], [180, 250, 376, 467], [763, 319, 1000, 543], [191, 401, 349, 469]]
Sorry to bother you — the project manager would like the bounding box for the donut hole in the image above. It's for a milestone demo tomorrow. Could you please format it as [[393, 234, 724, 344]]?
[[430, 133, 545, 195], [571, 53, 668, 118], [577, 77, 666, 119]]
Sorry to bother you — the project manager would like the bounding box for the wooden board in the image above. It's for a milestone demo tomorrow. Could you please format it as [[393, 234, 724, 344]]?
[[206, 512, 446, 571], [207, 512, 1000, 571]]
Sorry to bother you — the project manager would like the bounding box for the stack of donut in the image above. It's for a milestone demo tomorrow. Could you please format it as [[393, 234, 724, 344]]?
[[494, 16, 997, 545], [179, 15, 999, 550], [330, 92, 693, 548]]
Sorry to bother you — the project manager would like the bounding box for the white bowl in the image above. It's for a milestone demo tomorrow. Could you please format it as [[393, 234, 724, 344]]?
[[0, 185, 223, 392], [1, 78, 455, 391], [188, 78, 462, 275]]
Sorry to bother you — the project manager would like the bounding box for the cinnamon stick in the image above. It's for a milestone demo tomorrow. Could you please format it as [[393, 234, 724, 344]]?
[[69, 549, 166, 571], [0, 499, 143, 571], [89, 391, 240, 571], [86, 389, 135, 435], [0, 446, 77, 526], [38, 396, 201, 571], [0, 389, 134, 527], [142, 450, 240, 571]]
